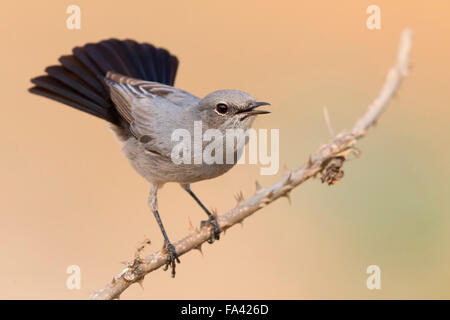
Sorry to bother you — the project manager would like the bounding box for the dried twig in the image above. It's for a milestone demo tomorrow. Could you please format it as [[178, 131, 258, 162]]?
[[91, 29, 413, 300]]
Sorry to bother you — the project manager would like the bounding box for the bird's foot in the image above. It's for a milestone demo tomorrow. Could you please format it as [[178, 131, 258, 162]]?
[[163, 242, 180, 278], [200, 215, 221, 244]]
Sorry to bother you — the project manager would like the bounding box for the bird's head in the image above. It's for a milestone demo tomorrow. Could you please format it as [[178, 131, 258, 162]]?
[[197, 90, 270, 131]]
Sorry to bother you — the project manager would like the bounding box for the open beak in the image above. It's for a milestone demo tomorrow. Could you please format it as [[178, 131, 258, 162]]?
[[235, 101, 271, 119]]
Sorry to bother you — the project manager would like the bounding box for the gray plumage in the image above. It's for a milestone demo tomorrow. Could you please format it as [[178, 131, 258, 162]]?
[[105, 72, 262, 185], [29, 39, 270, 277]]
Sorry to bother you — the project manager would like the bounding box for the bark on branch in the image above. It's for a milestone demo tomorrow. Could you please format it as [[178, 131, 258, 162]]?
[[91, 29, 413, 300]]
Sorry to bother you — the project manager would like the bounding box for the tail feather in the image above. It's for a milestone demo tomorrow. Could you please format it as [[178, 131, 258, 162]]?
[[103, 40, 141, 78], [58, 55, 105, 95], [155, 49, 170, 84], [45, 66, 107, 106], [139, 43, 159, 81], [28, 87, 113, 121], [30, 76, 108, 116], [84, 43, 124, 75], [121, 40, 148, 80], [29, 39, 179, 126], [71, 46, 105, 80]]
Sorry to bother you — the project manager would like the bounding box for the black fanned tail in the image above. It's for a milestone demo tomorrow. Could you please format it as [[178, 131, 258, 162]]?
[[29, 39, 179, 125]]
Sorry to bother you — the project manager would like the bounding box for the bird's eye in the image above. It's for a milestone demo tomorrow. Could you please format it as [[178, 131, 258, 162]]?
[[215, 103, 228, 115]]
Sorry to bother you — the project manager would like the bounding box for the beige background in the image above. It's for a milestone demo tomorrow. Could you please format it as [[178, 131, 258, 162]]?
[[1, 1, 449, 299]]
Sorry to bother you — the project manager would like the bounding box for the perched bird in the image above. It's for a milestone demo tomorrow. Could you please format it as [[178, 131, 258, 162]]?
[[29, 39, 270, 277]]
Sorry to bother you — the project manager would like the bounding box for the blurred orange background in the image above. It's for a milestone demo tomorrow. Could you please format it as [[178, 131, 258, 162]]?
[[1, 0, 449, 299]]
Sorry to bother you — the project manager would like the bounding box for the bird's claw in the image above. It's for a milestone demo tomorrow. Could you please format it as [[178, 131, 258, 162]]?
[[201, 216, 221, 244], [163, 242, 180, 278]]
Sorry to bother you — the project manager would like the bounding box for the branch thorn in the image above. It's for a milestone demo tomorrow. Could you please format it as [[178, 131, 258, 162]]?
[[255, 180, 262, 191], [323, 106, 335, 137]]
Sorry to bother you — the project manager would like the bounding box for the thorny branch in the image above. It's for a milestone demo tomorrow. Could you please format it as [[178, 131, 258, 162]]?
[[91, 29, 413, 300]]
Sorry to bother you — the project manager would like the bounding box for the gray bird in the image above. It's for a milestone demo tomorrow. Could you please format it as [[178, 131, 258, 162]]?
[[29, 39, 270, 277]]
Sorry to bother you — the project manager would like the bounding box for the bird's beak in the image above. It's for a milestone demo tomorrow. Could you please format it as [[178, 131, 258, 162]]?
[[235, 101, 271, 119]]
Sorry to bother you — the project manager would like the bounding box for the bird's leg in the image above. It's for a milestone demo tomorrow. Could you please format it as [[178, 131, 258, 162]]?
[[149, 185, 180, 277], [181, 184, 220, 244]]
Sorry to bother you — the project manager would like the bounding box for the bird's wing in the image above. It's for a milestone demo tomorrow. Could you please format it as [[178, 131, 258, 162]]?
[[106, 72, 199, 108], [105, 73, 196, 157]]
